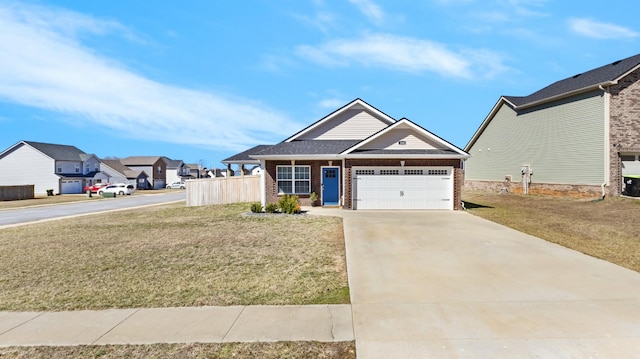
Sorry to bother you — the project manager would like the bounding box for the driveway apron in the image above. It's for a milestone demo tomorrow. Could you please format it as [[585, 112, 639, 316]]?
[[343, 211, 640, 358]]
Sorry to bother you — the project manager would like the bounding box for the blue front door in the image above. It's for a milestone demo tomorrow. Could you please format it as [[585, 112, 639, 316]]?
[[322, 167, 340, 206]]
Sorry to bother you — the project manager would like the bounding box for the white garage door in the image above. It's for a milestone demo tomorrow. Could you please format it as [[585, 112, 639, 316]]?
[[61, 179, 83, 194], [353, 167, 453, 210]]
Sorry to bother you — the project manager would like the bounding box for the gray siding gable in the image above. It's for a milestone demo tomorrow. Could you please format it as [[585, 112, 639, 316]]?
[[285, 98, 396, 142], [465, 91, 606, 185]]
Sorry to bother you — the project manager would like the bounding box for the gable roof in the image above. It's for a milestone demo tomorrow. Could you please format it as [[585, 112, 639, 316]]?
[[284, 98, 396, 142], [505, 53, 640, 109], [224, 99, 467, 162], [163, 158, 184, 169], [24, 140, 87, 161], [465, 53, 640, 152], [342, 118, 469, 158], [121, 156, 164, 166], [101, 159, 148, 179]]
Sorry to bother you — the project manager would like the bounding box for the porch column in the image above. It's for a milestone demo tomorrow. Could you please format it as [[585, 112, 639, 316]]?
[[260, 160, 266, 208]]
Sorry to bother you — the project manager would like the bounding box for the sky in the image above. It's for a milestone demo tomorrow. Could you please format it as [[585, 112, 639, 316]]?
[[1, 0, 639, 169]]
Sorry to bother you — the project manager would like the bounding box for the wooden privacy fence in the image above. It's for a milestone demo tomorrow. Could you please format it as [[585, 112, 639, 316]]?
[[0, 185, 35, 201], [186, 176, 261, 207]]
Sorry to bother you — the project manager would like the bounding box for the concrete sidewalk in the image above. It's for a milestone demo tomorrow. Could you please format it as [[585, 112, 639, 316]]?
[[0, 305, 353, 347]]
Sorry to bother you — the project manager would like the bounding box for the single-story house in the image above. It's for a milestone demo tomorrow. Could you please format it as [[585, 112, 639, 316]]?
[[0, 140, 101, 194], [224, 99, 469, 210], [464, 53, 640, 197]]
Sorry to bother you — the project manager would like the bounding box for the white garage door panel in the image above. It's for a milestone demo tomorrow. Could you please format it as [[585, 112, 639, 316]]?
[[354, 167, 453, 210], [61, 180, 83, 194]]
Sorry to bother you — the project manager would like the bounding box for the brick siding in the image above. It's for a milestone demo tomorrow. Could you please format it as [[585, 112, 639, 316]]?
[[265, 158, 464, 210], [609, 67, 640, 196], [264, 160, 341, 206], [464, 180, 604, 198]]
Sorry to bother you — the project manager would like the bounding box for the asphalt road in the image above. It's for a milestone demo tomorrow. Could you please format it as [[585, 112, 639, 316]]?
[[0, 191, 186, 228]]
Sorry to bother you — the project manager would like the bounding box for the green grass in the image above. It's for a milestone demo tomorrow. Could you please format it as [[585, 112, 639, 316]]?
[[0, 203, 349, 311]]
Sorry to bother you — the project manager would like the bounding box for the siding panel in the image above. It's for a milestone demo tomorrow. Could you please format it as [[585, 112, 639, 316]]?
[[360, 128, 439, 150], [0, 144, 59, 194], [466, 91, 605, 185], [299, 109, 389, 140]]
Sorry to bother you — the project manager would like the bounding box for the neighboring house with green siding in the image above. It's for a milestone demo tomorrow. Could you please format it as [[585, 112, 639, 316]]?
[[464, 53, 640, 197]]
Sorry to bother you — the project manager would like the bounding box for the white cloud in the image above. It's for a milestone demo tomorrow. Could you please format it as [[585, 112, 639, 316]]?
[[292, 10, 336, 33], [296, 33, 507, 79], [0, 2, 299, 152], [348, 0, 384, 25], [318, 98, 345, 109], [569, 18, 638, 40]]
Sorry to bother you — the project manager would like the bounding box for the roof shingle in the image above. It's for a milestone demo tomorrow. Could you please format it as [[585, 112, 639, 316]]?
[[505, 53, 640, 107]]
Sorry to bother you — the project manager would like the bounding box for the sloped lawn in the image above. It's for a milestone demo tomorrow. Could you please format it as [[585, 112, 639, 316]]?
[[0, 202, 349, 311]]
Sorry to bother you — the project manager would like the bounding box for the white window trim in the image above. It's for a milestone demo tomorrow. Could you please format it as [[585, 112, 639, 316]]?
[[276, 165, 311, 195]]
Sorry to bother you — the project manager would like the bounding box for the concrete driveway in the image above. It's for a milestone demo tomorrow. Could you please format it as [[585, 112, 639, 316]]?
[[343, 211, 640, 358]]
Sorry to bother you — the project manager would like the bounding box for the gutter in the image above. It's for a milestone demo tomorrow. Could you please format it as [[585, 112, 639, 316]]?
[[514, 81, 615, 111]]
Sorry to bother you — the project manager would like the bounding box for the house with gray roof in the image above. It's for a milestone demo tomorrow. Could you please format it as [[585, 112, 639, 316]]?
[[163, 157, 192, 184], [100, 159, 149, 189], [464, 53, 640, 197], [120, 156, 167, 189], [224, 99, 469, 210], [0, 140, 101, 194]]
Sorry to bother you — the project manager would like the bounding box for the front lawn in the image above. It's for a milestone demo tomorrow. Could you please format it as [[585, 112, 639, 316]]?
[[0, 202, 349, 311], [463, 191, 640, 272]]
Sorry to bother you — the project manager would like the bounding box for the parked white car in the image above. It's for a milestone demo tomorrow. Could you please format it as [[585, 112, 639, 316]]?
[[166, 181, 186, 189], [98, 183, 135, 196]]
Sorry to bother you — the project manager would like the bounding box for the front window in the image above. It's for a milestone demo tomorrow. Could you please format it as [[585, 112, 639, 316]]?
[[75, 164, 80, 173], [277, 165, 310, 194]]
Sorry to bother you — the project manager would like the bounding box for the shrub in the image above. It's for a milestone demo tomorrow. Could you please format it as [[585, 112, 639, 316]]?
[[265, 203, 279, 213], [278, 194, 300, 215], [250, 202, 262, 213]]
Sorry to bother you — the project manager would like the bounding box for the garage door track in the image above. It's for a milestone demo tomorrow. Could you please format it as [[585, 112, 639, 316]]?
[[343, 211, 640, 358]]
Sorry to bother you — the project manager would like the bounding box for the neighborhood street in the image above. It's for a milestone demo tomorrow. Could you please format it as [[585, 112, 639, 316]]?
[[0, 192, 185, 228]]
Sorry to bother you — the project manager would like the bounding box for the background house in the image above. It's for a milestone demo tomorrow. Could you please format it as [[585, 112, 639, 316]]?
[[164, 157, 191, 184], [185, 163, 202, 178], [0, 140, 101, 194], [100, 159, 149, 189], [120, 156, 167, 189], [464, 53, 640, 197]]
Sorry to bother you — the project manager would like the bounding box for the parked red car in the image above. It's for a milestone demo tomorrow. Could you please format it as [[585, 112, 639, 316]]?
[[83, 183, 110, 193]]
